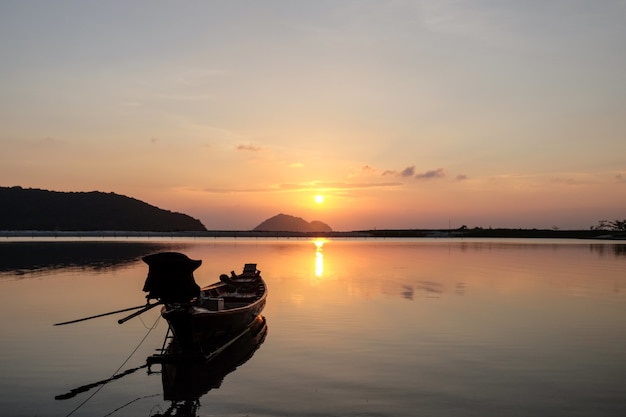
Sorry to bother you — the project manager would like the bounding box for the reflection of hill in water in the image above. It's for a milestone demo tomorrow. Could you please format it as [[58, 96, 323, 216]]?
[[0, 242, 185, 275]]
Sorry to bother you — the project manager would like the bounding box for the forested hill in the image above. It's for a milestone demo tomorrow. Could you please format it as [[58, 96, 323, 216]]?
[[254, 213, 332, 233], [0, 186, 207, 232]]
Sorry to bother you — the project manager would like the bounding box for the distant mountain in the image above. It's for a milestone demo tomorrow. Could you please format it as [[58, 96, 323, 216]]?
[[253, 214, 332, 233], [0, 186, 207, 232]]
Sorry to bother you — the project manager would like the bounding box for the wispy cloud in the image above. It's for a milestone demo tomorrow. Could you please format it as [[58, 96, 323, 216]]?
[[550, 177, 582, 185], [198, 180, 402, 195], [415, 168, 446, 180], [236, 144, 264, 152], [382, 165, 416, 177], [354, 164, 449, 181], [278, 181, 402, 191], [455, 174, 468, 181], [349, 165, 383, 177], [201, 186, 271, 194]]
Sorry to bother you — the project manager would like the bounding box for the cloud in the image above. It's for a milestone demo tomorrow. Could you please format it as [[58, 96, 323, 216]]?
[[381, 165, 416, 177], [455, 174, 468, 181], [350, 165, 383, 177], [278, 181, 402, 191], [354, 164, 451, 181], [400, 166, 416, 177], [415, 168, 446, 180], [551, 177, 580, 185], [199, 180, 402, 195], [201, 186, 271, 194], [236, 144, 264, 152]]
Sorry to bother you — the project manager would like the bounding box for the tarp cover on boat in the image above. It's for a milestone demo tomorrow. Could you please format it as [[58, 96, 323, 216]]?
[[142, 252, 201, 303]]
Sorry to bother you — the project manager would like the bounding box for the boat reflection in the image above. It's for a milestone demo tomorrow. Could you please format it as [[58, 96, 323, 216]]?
[[150, 315, 268, 417]]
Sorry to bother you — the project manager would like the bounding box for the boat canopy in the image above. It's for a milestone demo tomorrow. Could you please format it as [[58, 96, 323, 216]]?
[[142, 252, 202, 303]]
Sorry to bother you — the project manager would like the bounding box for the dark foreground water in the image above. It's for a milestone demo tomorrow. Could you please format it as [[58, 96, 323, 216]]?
[[0, 237, 625, 417]]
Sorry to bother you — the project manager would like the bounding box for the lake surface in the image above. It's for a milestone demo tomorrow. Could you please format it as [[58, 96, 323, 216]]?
[[1, 237, 625, 417]]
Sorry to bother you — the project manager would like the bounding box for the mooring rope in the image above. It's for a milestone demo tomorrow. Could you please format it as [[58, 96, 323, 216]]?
[[101, 393, 161, 417], [139, 310, 163, 330], [63, 313, 161, 417]]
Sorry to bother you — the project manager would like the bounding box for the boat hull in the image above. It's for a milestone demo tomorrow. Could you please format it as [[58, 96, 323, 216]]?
[[162, 294, 266, 351], [161, 268, 267, 352]]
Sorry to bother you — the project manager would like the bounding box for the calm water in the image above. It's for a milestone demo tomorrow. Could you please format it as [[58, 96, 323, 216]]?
[[0, 238, 625, 417]]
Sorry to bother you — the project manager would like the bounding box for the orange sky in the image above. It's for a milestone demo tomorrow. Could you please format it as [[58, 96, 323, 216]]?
[[1, 2, 624, 230]]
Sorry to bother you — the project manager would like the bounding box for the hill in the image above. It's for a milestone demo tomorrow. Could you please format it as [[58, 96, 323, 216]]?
[[253, 214, 332, 233], [0, 186, 207, 232]]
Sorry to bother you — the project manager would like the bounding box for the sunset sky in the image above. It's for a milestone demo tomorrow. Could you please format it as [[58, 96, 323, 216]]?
[[1, 1, 625, 231]]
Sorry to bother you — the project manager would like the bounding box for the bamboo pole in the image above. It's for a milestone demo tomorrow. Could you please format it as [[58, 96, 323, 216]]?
[[54, 304, 150, 326]]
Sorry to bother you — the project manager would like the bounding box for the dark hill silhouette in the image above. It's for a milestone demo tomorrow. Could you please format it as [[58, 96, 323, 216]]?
[[0, 186, 207, 232], [253, 214, 332, 233]]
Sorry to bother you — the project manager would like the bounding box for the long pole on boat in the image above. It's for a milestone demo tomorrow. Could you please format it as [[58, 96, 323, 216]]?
[[117, 302, 161, 324], [54, 304, 151, 326]]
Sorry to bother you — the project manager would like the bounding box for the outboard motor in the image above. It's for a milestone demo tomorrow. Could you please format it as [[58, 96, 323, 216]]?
[[142, 252, 201, 304]]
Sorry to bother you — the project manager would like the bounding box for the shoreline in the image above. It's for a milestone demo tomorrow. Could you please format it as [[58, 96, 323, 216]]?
[[1, 229, 624, 240]]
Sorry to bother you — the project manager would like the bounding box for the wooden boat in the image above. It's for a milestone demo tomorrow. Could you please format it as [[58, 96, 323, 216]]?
[[141, 252, 267, 353]]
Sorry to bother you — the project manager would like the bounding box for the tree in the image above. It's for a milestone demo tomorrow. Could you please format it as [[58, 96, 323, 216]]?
[[592, 219, 626, 231]]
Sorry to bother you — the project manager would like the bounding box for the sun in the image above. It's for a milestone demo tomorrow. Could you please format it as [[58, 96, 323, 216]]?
[[314, 194, 324, 204]]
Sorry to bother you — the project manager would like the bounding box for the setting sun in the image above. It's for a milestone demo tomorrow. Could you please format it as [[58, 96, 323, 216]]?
[[2, 2, 624, 232]]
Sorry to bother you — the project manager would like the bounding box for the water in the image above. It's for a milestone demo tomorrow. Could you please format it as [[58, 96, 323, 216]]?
[[0, 238, 625, 416]]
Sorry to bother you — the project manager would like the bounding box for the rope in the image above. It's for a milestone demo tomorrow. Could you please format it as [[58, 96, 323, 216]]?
[[139, 311, 163, 330], [64, 313, 161, 417], [101, 393, 161, 417]]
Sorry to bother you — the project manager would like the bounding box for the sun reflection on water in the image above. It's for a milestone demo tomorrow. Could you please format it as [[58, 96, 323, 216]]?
[[313, 239, 327, 277]]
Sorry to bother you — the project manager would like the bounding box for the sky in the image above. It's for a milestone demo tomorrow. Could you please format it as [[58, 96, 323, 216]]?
[[1, 0, 625, 231]]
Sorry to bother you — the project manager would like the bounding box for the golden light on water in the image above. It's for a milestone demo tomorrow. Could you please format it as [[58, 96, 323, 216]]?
[[313, 238, 326, 277]]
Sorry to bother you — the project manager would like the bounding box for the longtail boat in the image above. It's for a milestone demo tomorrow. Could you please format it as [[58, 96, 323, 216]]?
[[141, 252, 267, 355], [54, 252, 267, 408]]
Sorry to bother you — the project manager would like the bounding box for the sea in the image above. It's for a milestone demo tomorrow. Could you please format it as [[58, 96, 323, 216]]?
[[0, 237, 625, 417]]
